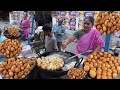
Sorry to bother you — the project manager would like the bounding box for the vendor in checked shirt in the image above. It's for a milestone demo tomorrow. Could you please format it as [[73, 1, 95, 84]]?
[[52, 18, 66, 51]]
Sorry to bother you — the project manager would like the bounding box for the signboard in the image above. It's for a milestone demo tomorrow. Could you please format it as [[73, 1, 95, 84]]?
[[52, 11, 77, 31], [9, 11, 25, 25], [52, 11, 96, 31]]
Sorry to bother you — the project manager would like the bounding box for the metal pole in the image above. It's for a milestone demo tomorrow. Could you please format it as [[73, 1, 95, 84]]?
[[27, 11, 34, 45], [27, 37, 30, 45], [104, 34, 111, 52], [31, 16, 34, 35]]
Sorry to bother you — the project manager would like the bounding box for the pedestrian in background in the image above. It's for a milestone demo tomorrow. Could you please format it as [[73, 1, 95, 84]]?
[[20, 13, 30, 39], [52, 18, 66, 51]]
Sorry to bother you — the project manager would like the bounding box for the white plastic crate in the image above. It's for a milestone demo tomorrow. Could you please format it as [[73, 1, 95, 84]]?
[[21, 45, 33, 57]]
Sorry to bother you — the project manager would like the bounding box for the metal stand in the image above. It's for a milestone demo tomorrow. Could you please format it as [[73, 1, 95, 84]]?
[[31, 17, 34, 35], [104, 35, 111, 52], [27, 17, 34, 45]]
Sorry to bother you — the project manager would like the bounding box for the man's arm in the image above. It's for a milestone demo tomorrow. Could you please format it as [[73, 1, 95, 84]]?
[[53, 38, 58, 51]]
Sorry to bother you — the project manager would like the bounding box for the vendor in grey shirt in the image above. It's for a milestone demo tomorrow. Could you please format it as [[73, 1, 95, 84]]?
[[42, 24, 58, 52]]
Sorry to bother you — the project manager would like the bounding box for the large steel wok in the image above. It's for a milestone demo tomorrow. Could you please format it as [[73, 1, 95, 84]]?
[[37, 51, 83, 78], [3, 26, 22, 39]]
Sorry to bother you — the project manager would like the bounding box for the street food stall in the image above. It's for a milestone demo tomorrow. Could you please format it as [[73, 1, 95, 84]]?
[[0, 11, 120, 79]]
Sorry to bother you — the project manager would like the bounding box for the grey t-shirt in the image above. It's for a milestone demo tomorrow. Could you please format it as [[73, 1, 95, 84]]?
[[45, 35, 58, 52]]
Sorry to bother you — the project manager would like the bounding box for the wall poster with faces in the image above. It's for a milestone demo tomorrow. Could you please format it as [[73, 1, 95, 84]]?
[[77, 11, 85, 30], [52, 11, 97, 31], [10, 11, 24, 21], [64, 11, 70, 30], [77, 11, 95, 30], [69, 11, 76, 30], [9, 11, 25, 25], [84, 11, 94, 17], [69, 18, 76, 30], [58, 11, 67, 26], [59, 11, 77, 30], [54, 11, 77, 31], [52, 11, 89, 31], [56, 11, 70, 30]]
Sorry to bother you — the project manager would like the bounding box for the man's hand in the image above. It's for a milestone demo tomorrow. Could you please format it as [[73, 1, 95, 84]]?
[[55, 31, 59, 34], [55, 32, 61, 35]]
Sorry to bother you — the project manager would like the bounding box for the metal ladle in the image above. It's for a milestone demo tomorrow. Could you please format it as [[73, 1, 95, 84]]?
[[65, 50, 93, 64]]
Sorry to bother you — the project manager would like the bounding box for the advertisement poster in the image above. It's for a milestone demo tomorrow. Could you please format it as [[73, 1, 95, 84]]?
[[51, 11, 59, 18], [9, 11, 24, 25], [53, 11, 70, 30], [69, 11, 76, 30], [84, 11, 94, 17], [9, 11, 35, 29], [78, 11, 95, 30], [94, 11, 100, 18], [52, 11, 96, 31], [78, 11, 85, 30], [52, 11, 77, 31]]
